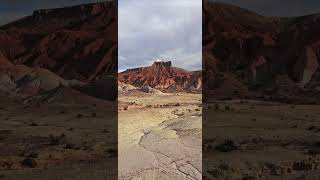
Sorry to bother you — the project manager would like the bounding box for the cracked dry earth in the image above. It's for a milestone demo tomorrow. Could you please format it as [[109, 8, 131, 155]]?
[[119, 93, 202, 180]]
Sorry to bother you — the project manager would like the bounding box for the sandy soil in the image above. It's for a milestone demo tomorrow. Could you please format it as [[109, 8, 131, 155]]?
[[203, 100, 320, 180], [0, 95, 117, 180], [119, 93, 202, 180]]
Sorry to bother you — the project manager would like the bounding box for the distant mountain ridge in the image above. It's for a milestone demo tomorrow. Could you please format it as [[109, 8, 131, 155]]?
[[119, 61, 202, 93]]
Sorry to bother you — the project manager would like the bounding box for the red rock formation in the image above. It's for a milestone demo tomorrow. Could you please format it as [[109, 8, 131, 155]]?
[[0, 1, 117, 81], [119, 61, 202, 93], [0, 51, 13, 70], [203, 1, 320, 102]]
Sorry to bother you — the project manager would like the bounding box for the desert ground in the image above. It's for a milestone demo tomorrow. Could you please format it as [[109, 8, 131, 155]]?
[[0, 92, 117, 180], [119, 92, 202, 180], [203, 100, 320, 180]]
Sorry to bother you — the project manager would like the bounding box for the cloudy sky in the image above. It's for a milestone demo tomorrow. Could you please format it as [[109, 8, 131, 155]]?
[[119, 0, 202, 72], [1, 0, 320, 72], [0, 0, 105, 25], [214, 0, 320, 17]]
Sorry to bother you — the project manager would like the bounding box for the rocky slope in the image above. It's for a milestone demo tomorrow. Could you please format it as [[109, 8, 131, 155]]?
[[0, 1, 117, 81], [0, 65, 81, 96], [0, 1, 117, 101], [203, 1, 320, 103], [119, 61, 202, 93]]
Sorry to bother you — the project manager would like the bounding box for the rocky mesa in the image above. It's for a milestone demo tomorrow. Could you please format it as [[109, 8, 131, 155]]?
[[119, 61, 202, 93]]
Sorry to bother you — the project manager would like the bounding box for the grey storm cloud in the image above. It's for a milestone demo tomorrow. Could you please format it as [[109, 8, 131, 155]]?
[[118, 0, 202, 72], [214, 0, 320, 17]]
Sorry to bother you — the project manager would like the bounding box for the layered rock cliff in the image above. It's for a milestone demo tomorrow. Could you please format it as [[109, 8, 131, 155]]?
[[119, 61, 202, 93], [0, 1, 117, 81], [203, 1, 320, 103]]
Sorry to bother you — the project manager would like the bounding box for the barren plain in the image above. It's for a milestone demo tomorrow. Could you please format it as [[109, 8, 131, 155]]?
[[0, 92, 117, 180], [119, 93, 202, 180], [203, 100, 320, 180]]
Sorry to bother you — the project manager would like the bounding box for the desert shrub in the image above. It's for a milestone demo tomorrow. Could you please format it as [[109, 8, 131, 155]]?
[[21, 158, 37, 168], [102, 129, 109, 133], [214, 103, 220, 110], [106, 148, 117, 158], [49, 134, 67, 145], [215, 140, 238, 152], [27, 152, 38, 158], [29, 122, 38, 126]]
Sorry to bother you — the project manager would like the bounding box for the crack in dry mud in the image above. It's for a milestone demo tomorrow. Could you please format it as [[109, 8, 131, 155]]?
[[136, 116, 202, 179]]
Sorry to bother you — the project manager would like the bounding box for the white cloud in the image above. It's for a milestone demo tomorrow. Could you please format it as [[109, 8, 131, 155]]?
[[119, 0, 202, 71]]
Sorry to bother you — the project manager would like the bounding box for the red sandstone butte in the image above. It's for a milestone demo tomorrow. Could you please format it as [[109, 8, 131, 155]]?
[[119, 61, 202, 93]]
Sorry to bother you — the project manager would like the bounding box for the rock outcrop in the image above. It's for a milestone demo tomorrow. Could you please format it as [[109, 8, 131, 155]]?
[[119, 61, 202, 93], [0, 64, 85, 96]]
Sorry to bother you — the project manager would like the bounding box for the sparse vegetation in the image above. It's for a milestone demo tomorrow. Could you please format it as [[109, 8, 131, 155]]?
[[21, 158, 37, 168], [215, 140, 238, 152], [29, 122, 38, 126], [49, 134, 67, 146], [106, 148, 117, 158], [59, 110, 65, 114], [214, 103, 220, 110], [27, 152, 38, 158]]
